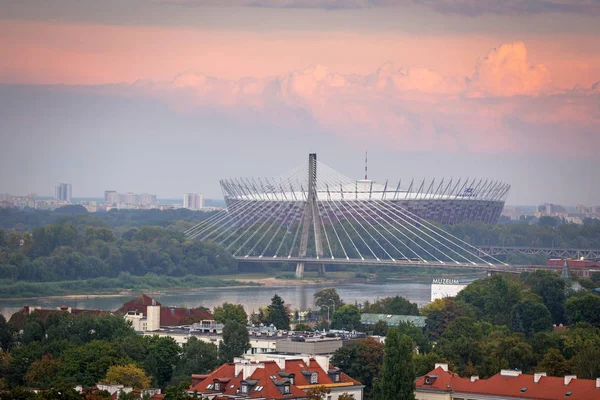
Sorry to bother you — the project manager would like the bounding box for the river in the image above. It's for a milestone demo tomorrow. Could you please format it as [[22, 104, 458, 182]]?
[[0, 273, 485, 320]]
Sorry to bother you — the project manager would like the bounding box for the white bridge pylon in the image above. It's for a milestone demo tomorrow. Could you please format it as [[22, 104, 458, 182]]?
[[184, 154, 509, 277]]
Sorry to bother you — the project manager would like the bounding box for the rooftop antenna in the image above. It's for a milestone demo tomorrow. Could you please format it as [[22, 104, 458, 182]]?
[[364, 150, 368, 180]]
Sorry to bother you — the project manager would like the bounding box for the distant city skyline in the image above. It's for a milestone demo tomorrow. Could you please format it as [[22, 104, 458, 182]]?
[[0, 1, 598, 206]]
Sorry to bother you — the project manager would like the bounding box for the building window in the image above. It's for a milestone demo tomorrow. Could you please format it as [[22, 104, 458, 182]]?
[[214, 382, 220, 391], [311, 373, 318, 384], [241, 384, 248, 394], [284, 385, 290, 394]]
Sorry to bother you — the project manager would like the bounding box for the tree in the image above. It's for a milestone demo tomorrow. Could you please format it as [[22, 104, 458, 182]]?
[[522, 270, 566, 324], [293, 323, 313, 332], [435, 317, 483, 376], [172, 337, 219, 384], [314, 288, 344, 313], [362, 296, 419, 316], [536, 349, 571, 377], [213, 303, 248, 325], [338, 394, 355, 400], [331, 338, 384, 399], [376, 329, 416, 400], [423, 298, 467, 340], [331, 305, 361, 331], [306, 385, 331, 400], [0, 315, 15, 352], [511, 299, 553, 337], [219, 321, 250, 363], [103, 364, 151, 389], [164, 382, 193, 400], [566, 294, 600, 326], [58, 340, 134, 387], [266, 294, 290, 330], [143, 335, 181, 388], [371, 320, 388, 336], [413, 353, 446, 377], [571, 345, 600, 379], [24, 354, 61, 389]]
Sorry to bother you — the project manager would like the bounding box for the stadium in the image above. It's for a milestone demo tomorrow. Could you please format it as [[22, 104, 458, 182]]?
[[219, 155, 510, 226], [185, 154, 510, 264]]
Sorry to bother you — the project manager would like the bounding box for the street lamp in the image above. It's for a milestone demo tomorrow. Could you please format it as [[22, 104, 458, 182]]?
[[322, 305, 331, 321], [330, 299, 336, 315]]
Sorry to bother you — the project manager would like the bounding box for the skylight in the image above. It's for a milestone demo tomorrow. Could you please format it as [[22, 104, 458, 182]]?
[[255, 385, 264, 392]]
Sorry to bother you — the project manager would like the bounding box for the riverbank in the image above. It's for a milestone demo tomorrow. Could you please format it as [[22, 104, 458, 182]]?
[[0, 268, 484, 300]]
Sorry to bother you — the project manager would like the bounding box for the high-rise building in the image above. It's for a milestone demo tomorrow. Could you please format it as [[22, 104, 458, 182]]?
[[123, 192, 137, 205], [55, 183, 72, 203], [138, 193, 156, 206], [183, 193, 203, 210], [104, 190, 119, 205]]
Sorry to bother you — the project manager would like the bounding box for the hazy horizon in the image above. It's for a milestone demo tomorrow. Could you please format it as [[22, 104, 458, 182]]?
[[1, 1, 598, 206]]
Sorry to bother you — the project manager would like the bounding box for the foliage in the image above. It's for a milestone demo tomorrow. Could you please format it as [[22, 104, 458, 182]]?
[[293, 323, 313, 332], [213, 303, 248, 325], [456, 274, 523, 326], [331, 338, 383, 399], [58, 340, 134, 387], [0, 315, 16, 351], [370, 320, 388, 336], [331, 305, 362, 331], [361, 296, 419, 316], [522, 270, 566, 324], [265, 294, 290, 330], [338, 394, 355, 400], [218, 321, 250, 363], [536, 349, 571, 377], [171, 337, 219, 384], [313, 288, 344, 313], [566, 293, 600, 326], [423, 298, 467, 340], [103, 364, 151, 389], [510, 299, 553, 337], [143, 335, 181, 388], [24, 354, 61, 389], [375, 329, 415, 400], [305, 385, 331, 400]]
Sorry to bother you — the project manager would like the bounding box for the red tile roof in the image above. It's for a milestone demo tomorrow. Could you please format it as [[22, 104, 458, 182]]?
[[416, 367, 600, 400], [159, 307, 213, 326], [123, 294, 162, 307], [189, 358, 361, 399]]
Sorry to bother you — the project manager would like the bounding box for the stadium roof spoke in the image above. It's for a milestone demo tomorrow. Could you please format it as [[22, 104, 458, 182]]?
[[184, 154, 510, 268]]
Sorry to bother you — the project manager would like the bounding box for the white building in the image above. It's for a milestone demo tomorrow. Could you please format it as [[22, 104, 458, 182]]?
[[125, 305, 160, 332]]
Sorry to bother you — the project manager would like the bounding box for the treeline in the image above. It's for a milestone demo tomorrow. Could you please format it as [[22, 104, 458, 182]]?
[[0, 312, 222, 396], [0, 222, 236, 283], [0, 206, 215, 232], [324, 272, 600, 399]]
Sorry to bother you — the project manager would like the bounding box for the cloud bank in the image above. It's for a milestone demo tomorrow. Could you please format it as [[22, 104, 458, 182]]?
[[162, 0, 600, 15], [127, 42, 599, 154]]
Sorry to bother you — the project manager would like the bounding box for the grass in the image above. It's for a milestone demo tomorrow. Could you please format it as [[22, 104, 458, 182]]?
[[0, 273, 260, 299]]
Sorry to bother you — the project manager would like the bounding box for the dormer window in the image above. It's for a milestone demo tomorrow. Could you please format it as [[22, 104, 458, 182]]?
[[311, 373, 318, 384], [424, 375, 438, 385], [284, 385, 290, 394], [214, 382, 220, 391], [241, 384, 248, 394], [290, 375, 295, 385]]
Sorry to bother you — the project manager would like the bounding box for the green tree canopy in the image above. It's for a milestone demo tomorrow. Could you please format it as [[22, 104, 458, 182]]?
[[219, 321, 250, 363], [331, 338, 383, 399], [331, 305, 362, 331], [522, 270, 566, 324], [213, 303, 248, 325], [314, 288, 344, 312], [375, 329, 416, 400], [566, 293, 600, 326], [266, 294, 290, 330], [103, 364, 151, 389], [511, 299, 553, 337]]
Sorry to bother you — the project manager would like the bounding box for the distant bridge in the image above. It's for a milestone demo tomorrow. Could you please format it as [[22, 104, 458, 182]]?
[[474, 246, 600, 260], [234, 255, 570, 276]]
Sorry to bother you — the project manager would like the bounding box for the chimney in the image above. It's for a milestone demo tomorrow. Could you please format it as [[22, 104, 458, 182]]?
[[470, 376, 479, 383], [564, 375, 577, 386], [435, 363, 449, 372], [23, 305, 30, 314], [534, 373, 546, 383]]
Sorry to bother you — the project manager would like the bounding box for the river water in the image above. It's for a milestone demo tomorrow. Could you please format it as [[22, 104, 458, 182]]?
[[0, 273, 485, 320]]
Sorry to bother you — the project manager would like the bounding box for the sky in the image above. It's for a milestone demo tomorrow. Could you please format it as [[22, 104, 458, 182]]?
[[0, 0, 599, 206]]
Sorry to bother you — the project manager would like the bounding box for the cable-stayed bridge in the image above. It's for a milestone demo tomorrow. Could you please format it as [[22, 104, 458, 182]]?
[[184, 154, 516, 277]]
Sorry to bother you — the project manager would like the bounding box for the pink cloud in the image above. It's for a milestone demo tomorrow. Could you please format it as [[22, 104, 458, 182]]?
[[127, 42, 598, 155]]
